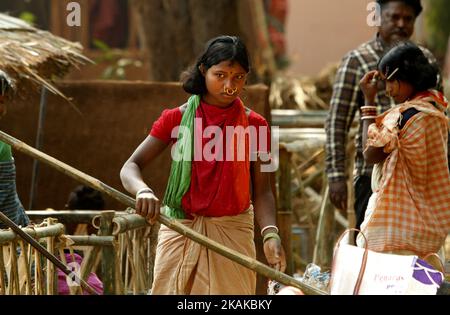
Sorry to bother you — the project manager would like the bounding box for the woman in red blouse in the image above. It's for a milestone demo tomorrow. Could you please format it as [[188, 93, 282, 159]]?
[[120, 36, 285, 294]]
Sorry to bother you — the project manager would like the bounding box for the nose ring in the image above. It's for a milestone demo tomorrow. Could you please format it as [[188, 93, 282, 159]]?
[[224, 86, 238, 96]]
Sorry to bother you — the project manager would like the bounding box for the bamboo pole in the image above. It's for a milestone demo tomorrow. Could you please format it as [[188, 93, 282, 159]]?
[[0, 223, 65, 244], [99, 211, 116, 295], [132, 230, 139, 295], [279, 128, 326, 143], [114, 244, 125, 295], [0, 246, 5, 295], [18, 240, 32, 295], [26, 210, 119, 225], [278, 147, 293, 275], [148, 225, 158, 289], [136, 230, 147, 292], [312, 184, 336, 268], [0, 130, 327, 295], [9, 241, 20, 294], [28, 86, 48, 210], [125, 232, 137, 294], [118, 233, 127, 294], [271, 110, 327, 128], [34, 249, 44, 295], [46, 219, 57, 295], [60, 235, 115, 247], [123, 233, 130, 293], [112, 214, 147, 235], [302, 167, 324, 188], [297, 149, 325, 174]]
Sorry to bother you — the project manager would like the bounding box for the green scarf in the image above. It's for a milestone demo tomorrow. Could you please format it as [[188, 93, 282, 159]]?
[[162, 95, 200, 219]]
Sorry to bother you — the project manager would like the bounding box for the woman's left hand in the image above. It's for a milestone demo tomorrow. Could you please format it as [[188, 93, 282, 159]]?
[[359, 70, 379, 104], [263, 238, 286, 273]]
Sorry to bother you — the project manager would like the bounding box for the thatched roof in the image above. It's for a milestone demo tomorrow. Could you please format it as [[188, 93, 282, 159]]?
[[0, 13, 91, 100]]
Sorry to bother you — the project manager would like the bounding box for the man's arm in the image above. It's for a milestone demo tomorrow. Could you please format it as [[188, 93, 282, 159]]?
[[325, 53, 362, 210]]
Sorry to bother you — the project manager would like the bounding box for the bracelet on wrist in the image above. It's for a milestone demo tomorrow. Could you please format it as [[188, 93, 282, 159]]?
[[361, 110, 378, 116], [361, 106, 377, 111], [260, 225, 279, 237], [136, 187, 153, 198], [263, 232, 281, 244], [361, 116, 377, 120]]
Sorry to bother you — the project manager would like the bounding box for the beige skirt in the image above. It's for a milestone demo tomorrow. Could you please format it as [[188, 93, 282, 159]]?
[[151, 208, 256, 295]]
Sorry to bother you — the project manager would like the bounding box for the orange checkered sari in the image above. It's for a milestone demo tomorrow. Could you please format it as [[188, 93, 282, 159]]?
[[361, 90, 450, 256]]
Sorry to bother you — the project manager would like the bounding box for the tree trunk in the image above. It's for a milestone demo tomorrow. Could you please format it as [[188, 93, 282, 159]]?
[[132, 0, 276, 82], [132, 0, 242, 81]]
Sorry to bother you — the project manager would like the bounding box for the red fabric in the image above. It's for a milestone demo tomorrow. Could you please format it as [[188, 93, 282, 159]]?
[[57, 253, 103, 295], [89, 0, 128, 48], [150, 100, 271, 217]]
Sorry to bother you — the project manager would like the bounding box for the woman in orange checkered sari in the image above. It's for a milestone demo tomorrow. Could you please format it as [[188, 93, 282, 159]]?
[[357, 42, 450, 258]]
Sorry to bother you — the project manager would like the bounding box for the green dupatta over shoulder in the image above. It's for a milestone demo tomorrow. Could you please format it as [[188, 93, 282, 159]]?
[[162, 95, 200, 219]]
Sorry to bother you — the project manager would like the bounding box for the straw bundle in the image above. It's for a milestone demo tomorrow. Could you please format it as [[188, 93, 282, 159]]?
[[0, 13, 91, 100]]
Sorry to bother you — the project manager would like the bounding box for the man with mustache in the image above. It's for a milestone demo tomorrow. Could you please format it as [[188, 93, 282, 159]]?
[[325, 0, 442, 233]]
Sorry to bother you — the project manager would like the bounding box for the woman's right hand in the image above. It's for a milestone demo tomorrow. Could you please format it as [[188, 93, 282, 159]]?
[[135, 189, 161, 225], [359, 70, 379, 104]]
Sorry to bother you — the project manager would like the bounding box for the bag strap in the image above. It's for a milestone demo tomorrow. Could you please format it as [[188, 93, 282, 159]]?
[[331, 228, 369, 295], [422, 252, 446, 274]]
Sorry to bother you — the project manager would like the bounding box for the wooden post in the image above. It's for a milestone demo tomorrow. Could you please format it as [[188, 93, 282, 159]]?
[[114, 242, 125, 295], [8, 241, 20, 294], [34, 249, 44, 295], [46, 218, 58, 295], [148, 223, 159, 291], [99, 211, 116, 295], [312, 183, 336, 269], [19, 241, 32, 295], [278, 146, 293, 275], [0, 246, 5, 295]]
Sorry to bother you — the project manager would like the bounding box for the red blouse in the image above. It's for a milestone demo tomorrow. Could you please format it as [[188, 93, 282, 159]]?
[[150, 101, 271, 217]]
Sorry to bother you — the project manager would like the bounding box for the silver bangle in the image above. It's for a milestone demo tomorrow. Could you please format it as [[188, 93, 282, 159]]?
[[136, 187, 153, 199], [260, 225, 279, 237]]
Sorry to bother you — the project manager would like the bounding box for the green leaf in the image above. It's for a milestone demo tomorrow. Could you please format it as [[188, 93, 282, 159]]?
[[19, 11, 36, 25]]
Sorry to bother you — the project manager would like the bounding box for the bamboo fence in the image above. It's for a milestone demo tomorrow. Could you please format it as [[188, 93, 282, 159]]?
[[0, 130, 327, 295]]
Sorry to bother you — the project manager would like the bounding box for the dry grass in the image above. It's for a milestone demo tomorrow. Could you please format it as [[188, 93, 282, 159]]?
[[0, 13, 91, 101]]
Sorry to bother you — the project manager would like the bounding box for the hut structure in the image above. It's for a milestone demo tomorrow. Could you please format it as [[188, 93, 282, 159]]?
[[0, 13, 90, 100]]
